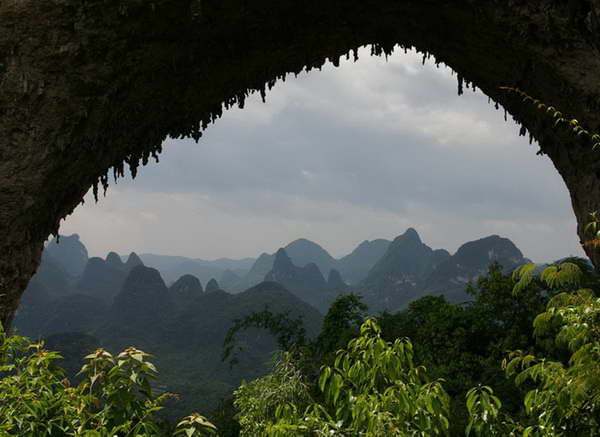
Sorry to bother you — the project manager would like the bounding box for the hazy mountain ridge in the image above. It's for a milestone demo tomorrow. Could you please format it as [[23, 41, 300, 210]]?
[[21, 230, 531, 318], [337, 238, 392, 284], [45, 234, 89, 278], [137, 253, 254, 285], [233, 237, 391, 291], [15, 254, 323, 419], [264, 249, 334, 311], [14, 230, 537, 418], [357, 230, 529, 311], [423, 235, 530, 301], [137, 237, 392, 292]]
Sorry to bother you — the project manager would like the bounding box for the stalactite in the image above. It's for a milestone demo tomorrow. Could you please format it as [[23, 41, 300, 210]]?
[[520, 125, 527, 136], [81, 44, 580, 207], [101, 173, 109, 196], [92, 181, 99, 202]]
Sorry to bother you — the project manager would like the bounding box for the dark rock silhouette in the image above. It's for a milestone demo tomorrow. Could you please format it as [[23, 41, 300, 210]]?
[[238, 239, 335, 291], [205, 278, 220, 292], [265, 249, 331, 311], [337, 239, 391, 284], [284, 239, 337, 274], [107, 266, 173, 346], [266, 249, 327, 291], [124, 252, 144, 272], [170, 274, 204, 301], [76, 257, 126, 303], [45, 234, 89, 278], [106, 251, 125, 270], [30, 253, 73, 297], [364, 228, 447, 290], [424, 235, 527, 301]]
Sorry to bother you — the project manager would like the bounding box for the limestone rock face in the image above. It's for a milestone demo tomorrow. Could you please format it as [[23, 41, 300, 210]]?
[[364, 229, 445, 289], [266, 249, 328, 292], [110, 265, 172, 327], [357, 230, 528, 311], [265, 249, 333, 311], [170, 274, 204, 301], [77, 257, 127, 304], [45, 234, 89, 278], [106, 252, 125, 271], [424, 235, 528, 301], [124, 252, 144, 272], [337, 239, 391, 284], [205, 278, 220, 293], [284, 239, 337, 275], [3, 0, 600, 326]]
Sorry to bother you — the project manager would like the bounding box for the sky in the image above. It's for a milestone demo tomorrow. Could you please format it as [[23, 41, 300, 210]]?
[[59, 47, 585, 263]]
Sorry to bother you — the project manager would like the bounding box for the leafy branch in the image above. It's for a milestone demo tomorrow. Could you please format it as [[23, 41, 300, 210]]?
[[500, 86, 600, 150]]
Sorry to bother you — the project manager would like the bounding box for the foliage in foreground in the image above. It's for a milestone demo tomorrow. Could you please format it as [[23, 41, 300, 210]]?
[[234, 352, 312, 436], [234, 260, 600, 436], [3, 259, 600, 436], [0, 328, 215, 436], [467, 260, 600, 435], [236, 319, 450, 436]]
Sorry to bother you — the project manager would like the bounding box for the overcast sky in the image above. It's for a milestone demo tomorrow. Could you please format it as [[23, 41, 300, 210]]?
[[60, 47, 584, 263]]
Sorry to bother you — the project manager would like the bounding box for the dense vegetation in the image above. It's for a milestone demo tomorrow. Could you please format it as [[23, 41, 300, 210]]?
[[229, 260, 600, 436], [3, 258, 600, 435], [15, 229, 526, 421], [0, 328, 216, 436]]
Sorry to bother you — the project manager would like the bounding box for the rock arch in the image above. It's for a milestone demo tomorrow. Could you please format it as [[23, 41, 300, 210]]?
[[2, 0, 600, 327]]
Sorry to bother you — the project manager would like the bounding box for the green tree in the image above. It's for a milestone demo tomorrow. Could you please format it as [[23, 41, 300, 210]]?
[[0, 326, 216, 436], [467, 261, 600, 436], [249, 319, 450, 436], [314, 293, 367, 356], [234, 352, 312, 436]]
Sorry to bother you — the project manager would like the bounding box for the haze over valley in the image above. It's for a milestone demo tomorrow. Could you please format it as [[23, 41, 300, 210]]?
[[15, 228, 535, 417]]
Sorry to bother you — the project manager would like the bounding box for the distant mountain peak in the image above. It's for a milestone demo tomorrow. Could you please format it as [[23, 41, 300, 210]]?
[[265, 251, 329, 310], [111, 265, 171, 326], [126, 264, 163, 285], [170, 274, 204, 297], [286, 238, 322, 248], [106, 252, 124, 269], [362, 229, 444, 304], [205, 278, 220, 292], [423, 234, 527, 302], [453, 235, 525, 264], [125, 252, 144, 271], [273, 248, 294, 271], [45, 234, 89, 278], [400, 227, 421, 243], [288, 238, 313, 245]]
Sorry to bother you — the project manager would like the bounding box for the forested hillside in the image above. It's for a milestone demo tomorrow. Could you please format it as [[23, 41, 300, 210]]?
[[7, 229, 527, 422]]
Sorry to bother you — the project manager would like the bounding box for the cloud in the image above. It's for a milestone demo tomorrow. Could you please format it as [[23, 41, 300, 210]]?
[[60, 47, 584, 263]]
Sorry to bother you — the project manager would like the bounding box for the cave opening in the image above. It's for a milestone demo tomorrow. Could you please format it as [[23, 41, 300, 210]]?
[[54, 46, 581, 267], [12, 45, 591, 420]]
